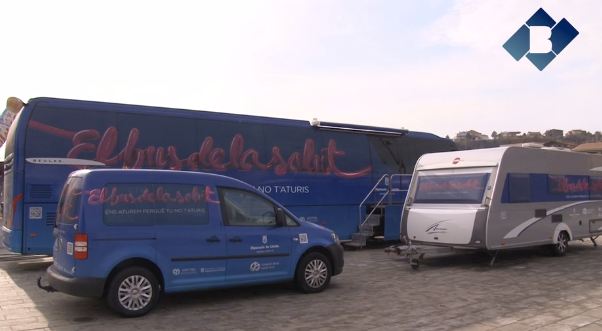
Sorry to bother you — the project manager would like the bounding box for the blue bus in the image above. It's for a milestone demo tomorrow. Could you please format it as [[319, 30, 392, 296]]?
[[1, 97, 455, 254]]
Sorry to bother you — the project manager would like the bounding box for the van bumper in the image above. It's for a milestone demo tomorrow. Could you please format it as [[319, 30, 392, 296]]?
[[327, 243, 344, 276], [46, 265, 105, 298]]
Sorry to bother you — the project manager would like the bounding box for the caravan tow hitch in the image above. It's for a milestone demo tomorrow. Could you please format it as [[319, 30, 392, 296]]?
[[385, 243, 425, 270]]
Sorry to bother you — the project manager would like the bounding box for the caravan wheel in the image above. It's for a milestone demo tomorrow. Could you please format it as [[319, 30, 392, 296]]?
[[552, 231, 569, 257]]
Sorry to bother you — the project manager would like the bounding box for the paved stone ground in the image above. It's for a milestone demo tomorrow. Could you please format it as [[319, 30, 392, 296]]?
[[3, 240, 602, 330]]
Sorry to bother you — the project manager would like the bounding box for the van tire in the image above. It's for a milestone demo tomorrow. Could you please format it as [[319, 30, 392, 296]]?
[[551, 231, 570, 257], [106, 267, 160, 317], [295, 252, 331, 293]]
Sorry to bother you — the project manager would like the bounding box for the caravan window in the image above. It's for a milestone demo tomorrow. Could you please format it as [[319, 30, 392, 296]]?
[[591, 177, 602, 199], [548, 175, 589, 200], [414, 173, 490, 204], [508, 174, 531, 203]]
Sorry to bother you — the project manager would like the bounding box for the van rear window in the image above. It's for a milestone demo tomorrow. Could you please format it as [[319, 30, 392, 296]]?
[[414, 173, 490, 204], [57, 177, 84, 225], [91, 183, 209, 226]]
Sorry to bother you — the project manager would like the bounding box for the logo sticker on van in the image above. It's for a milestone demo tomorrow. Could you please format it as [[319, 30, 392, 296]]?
[[249, 261, 279, 272], [66, 242, 74, 256], [299, 233, 309, 244], [249, 262, 261, 272]]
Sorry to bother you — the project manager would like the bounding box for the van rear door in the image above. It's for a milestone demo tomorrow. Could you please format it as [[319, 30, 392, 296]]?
[[53, 176, 84, 275]]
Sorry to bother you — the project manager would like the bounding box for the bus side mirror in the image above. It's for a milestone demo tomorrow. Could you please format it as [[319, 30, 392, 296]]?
[[275, 208, 286, 227]]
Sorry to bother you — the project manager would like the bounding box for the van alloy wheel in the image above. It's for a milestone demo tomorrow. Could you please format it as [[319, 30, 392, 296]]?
[[118, 275, 153, 311], [304, 259, 328, 289], [107, 267, 160, 317], [296, 252, 331, 293]]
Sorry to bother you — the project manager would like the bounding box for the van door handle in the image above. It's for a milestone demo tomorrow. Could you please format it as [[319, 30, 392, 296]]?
[[206, 236, 221, 243], [229, 236, 243, 243]]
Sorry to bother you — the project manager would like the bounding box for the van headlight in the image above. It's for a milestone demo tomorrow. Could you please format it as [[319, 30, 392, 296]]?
[[331, 232, 339, 244]]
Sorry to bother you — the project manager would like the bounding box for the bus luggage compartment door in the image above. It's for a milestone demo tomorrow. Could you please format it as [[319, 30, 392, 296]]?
[[23, 204, 56, 254]]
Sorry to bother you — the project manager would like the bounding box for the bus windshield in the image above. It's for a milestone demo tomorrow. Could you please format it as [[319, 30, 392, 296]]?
[[414, 172, 490, 204]]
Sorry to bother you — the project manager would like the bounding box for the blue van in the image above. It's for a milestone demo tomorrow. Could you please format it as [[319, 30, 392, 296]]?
[[41, 169, 343, 316]]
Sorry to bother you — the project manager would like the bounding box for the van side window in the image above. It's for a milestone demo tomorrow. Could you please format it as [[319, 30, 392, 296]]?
[[100, 183, 209, 226], [508, 174, 531, 203], [286, 215, 299, 226], [219, 188, 276, 226]]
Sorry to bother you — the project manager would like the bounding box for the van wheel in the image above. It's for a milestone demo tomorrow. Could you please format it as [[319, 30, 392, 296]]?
[[106, 267, 159, 317], [552, 231, 570, 257], [296, 252, 331, 293]]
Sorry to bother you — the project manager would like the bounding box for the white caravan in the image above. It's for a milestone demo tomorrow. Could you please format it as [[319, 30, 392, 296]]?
[[399, 146, 602, 261]]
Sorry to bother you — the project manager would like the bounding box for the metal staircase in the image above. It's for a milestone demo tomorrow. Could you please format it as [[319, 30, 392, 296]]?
[[344, 174, 409, 249]]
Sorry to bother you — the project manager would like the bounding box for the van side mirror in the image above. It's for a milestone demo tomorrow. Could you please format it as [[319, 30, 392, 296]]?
[[275, 208, 286, 227]]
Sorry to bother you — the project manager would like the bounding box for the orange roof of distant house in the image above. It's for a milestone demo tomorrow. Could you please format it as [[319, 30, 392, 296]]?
[[573, 142, 602, 153]]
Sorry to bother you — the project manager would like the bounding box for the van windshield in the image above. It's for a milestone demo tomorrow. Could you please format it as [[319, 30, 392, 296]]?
[[414, 173, 490, 204], [56, 177, 83, 225]]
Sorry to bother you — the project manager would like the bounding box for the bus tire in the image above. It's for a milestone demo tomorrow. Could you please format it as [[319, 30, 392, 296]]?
[[295, 252, 331, 293], [551, 231, 569, 257], [106, 266, 160, 317]]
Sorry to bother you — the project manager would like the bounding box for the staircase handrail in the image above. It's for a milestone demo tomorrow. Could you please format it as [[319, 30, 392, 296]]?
[[358, 174, 390, 228], [358, 173, 411, 229]]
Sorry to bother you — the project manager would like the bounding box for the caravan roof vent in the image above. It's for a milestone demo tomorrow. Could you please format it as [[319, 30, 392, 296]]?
[[521, 143, 543, 148], [542, 147, 573, 152]]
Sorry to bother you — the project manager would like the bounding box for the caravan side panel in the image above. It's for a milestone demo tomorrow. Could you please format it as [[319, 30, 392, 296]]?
[[486, 148, 602, 250]]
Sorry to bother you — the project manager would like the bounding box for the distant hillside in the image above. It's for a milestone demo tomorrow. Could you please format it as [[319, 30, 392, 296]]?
[[452, 129, 602, 150]]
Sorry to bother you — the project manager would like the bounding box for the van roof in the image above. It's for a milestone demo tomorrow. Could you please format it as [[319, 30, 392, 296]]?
[[71, 169, 255, 190]]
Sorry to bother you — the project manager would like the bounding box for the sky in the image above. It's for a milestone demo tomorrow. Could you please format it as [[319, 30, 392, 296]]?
[[1, 0, 600, 139]]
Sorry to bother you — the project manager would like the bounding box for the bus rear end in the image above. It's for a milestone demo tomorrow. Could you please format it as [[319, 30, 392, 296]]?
[[1, 97, 25, 251]]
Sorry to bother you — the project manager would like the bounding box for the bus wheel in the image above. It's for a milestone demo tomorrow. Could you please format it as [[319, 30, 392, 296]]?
[[551, 231, 569, 257], [296, 252, 331, 293], [106, 267, 160, 317]]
